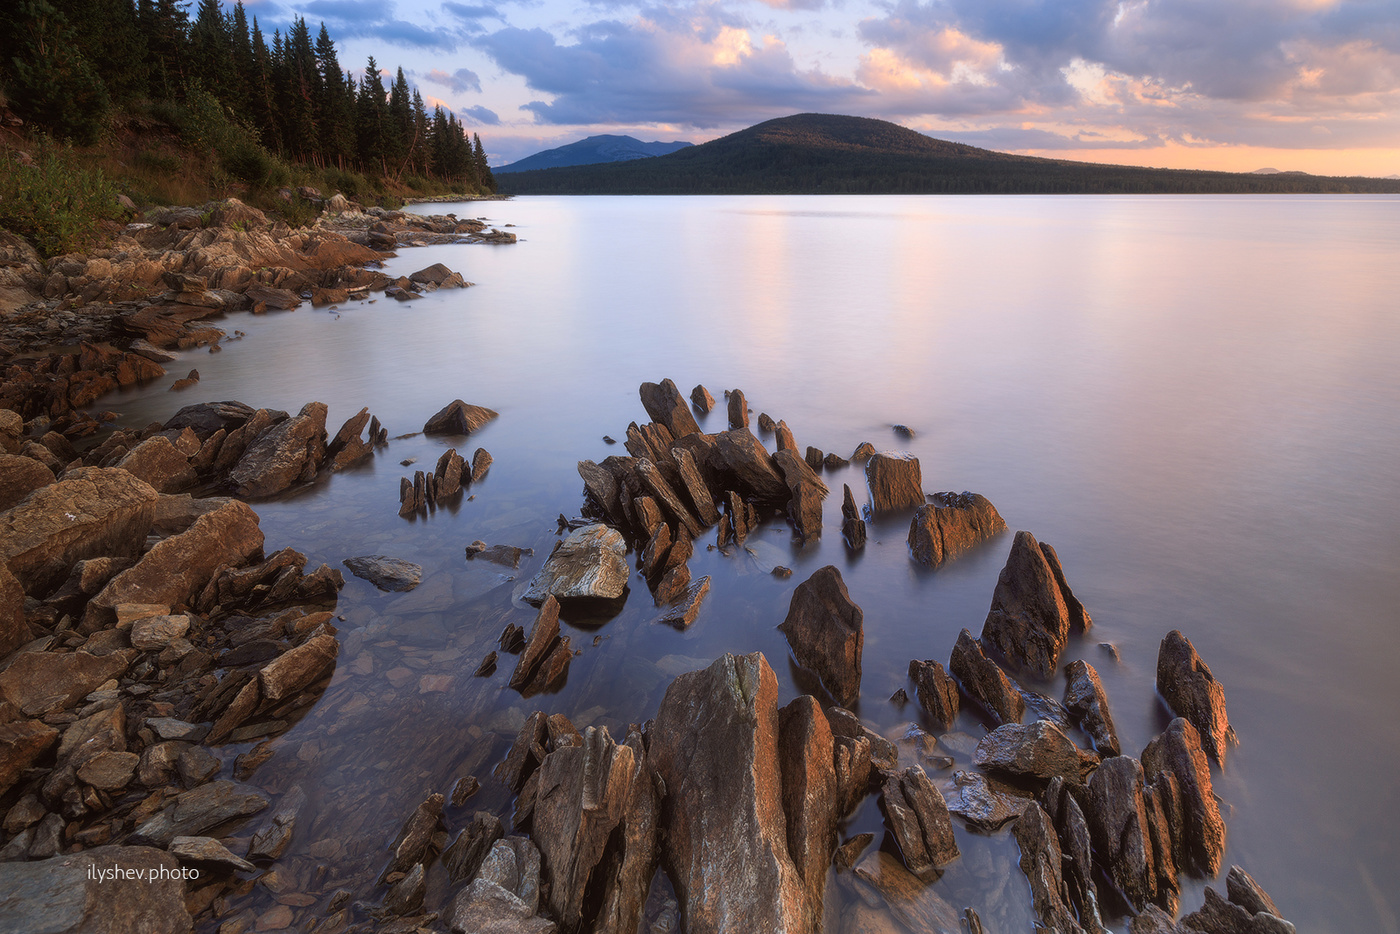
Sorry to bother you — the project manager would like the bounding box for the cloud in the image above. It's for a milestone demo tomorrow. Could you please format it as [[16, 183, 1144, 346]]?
[[462, 105, 502, 124], [296, 0, 465, 51], [425, 67, 484, 93], [441, 1, 502, 31]]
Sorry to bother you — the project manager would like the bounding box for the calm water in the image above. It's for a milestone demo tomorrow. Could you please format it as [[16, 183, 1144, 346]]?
[[109, 195, 1400, 932]]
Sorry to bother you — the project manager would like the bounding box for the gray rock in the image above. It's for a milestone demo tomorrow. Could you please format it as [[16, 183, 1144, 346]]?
[[945, 769, 1028, 831], [129, 780, 269, 847], [0, 845, 192, 933], [908, 658, 958, 729], [230, 401, 327, 497], [342, 555, 422, 592], [655, 575, 710, 629], [1015, 802, 1087, 934], [1064, 659, 1121, 756], [520, 524, 629, 604], [879, 766, 960, 879], [170, 835, 256, 872], [130, 614, 191, 651], [974, 719, 1099, 783]]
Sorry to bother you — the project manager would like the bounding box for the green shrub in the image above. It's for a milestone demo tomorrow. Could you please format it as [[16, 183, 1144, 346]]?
[[135, 149, 182, 174], [0, 139, 122, 256]]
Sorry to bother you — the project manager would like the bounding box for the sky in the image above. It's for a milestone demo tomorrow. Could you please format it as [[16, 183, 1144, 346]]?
[[238, 0, 1400, 175]]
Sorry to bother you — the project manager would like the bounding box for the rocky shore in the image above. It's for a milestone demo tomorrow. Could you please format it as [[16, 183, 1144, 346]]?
[[1, 197, 1296, 934]]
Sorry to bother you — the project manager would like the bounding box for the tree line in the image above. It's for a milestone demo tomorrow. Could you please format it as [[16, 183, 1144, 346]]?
[[0, 0, 495, 192]]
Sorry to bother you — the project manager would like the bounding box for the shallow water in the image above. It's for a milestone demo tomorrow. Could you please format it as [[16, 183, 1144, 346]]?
[[107, 194, 1400, 932]]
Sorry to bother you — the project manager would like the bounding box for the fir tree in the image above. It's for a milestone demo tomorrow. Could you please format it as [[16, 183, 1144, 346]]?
[[355, 57, 388, 174], [1, 0, 111, 144]]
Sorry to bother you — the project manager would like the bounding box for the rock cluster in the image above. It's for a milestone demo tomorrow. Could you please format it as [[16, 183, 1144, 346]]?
[[399, 441, 493, 517]]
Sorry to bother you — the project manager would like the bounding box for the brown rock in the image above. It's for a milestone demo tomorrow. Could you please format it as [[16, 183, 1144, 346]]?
[[1141, 718, 1225, 878], [1064, 659, 1121, 756], [471, 447, 492, 483], [1226, 865, 1281, 917], [76, 750, 140, 791], [945, 769, 1029, 831], [980, 530, 1089, 678], [509, 596, 562, 691], [1085, 756, 1160, 911], [908, 659, 959, 729], [833, 734, 873, 817], [778, 565, 864, 707], [865, 452, 924, 513], [670, 446, 720, 526], [0, 562, 29, 657], [636, 458, 701, 538], [591, 730, 660, 934], [327, 407, 373, 471], [424, 399, 499, 435], [649, 653, 810, 934], [129, 780, 269, 847], [714, 428, 789, 502], [907, 492, 1007, 567], [655, 575, 709, 629], [727, 389, 749, 429], [384, 793, 444, 877], [1156, 630, 1235, 766], [0, 845, 192, 934], [0, 649, 135, 715], [973, 720, 1099, 783], [230, 401, 327, 497], [0, 719, 60, 796], [691, 385, 715, 412], [777, 696, 837, 928], [114, 436, 195, 493], [949, 628, 1025, 725], [259, 632, 338, 703], [443, 811, 505, 883], [639, 379, 702, 439], [1014, 802, 1087, 934], [0, 453, 54, 511], [880, 766, 959, 879]]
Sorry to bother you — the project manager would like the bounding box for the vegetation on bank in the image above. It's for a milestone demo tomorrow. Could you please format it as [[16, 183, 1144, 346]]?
[[500, 113, 1400, 196], [0, 0, 498, 256]]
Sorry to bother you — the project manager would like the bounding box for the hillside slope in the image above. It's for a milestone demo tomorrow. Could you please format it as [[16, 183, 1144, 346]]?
[[495, 135, 693, 173]]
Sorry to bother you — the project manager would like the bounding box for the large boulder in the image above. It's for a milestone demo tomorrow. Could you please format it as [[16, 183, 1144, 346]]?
[[424, 399, 499, 435], [590, 730, 661, 934], [714, 428, 789, 502], [520, 524, 629, 605], [230, 401, 328, 497], [777, 565, 863, 707], [777, 696, 838, 927], [0, 467, 159, 596], [973, 719, 1099, 783], [865, 452, 924, 513], [1155, 631, 1235, 766], [0, 845, 192, 934], [115, 436, 196, 493], [648, 653, 811, 934], [0, 452, 54, 512], [908, 492, 1007, 566], [87, 500, 262, 625], [980, 531, 1091, 678], [639, 379, 701, 440], [1085, 756, 1162, 912]]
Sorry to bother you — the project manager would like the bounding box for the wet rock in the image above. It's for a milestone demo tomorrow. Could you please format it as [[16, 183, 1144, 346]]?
[[833, 733, 873, 817], [130, 780, 269, 846], [908, 492, 1007, 567], [384, 861, 426, 914], [1131, 905, 1182, 934], [466, 543, 532, 568], [424, 399, 499, 435], [1141, 718, 1226, 878], [409, 262, 467, 287], [170, 835, 256, 872], [640, 379, 702, 440], [671, 446, 720, 526], [974, 719, 1098, 783], [0, 563, 29, 657], [908, 659, 959, 729], [655, 575, 710, 629], [0, 649, 135, 714], [1085, 756, 1160, 911], [758, 412, 776, 433], [1156, 630, 1235, 766], [1179, 884, 1297, 934], [981, 531, 1090, 678], [841, 483, 867, 550], [649, 652, 810, 934], [472, 447, 493, 483], [946, 769, 1028, 831], [850, 849, 962, 934], [326, 407, 375, 470], [76, 750, 139, 790], [880, 766, 960, 879], [591, 730, 660, 934], [520, 524, 629, 604], [805, 446, 823, 470], [249, 786, 306, 861], [778, 565, 864, 707], [342, 555, 422, 592], [259, 631, 337, 703], [777, 696, 838, 926], [0, 719, 60, 795], [691, 384, 715, 413], [0, 452, 55, 511], [637, 458, 702, 538], [714, 428, 789, 502], [1044, 777, 1106, 932], [510, 596, 563, 691], [0, 466, 159, 595], [865, 452, 924, 513], [1226, 866, 1280, 917], [230, 401, 327, 497], [824, 452, 850, 470], [448, 837, 556, 934], [0, 845, 192, 933], [949, 629, 1025, 725], [1064, 659, 1121, 756], [384, 792, 444, 878], [727, 389, 749, 429], [443, 811, 506, 883], [1015, 801, 1087, 934], [245, 284, 301, 310]]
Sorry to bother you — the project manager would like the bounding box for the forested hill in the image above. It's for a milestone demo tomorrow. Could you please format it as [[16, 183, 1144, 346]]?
[[498, 113, 1400, 195]]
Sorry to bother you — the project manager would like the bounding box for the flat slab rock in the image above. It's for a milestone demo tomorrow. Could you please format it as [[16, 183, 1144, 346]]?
[[0, 845, 192, 933], [342, 555, 423, 592], [520, 524, 629, 605]]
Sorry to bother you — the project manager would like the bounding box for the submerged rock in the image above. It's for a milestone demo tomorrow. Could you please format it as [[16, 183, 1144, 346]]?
[[778, 565, 864, 707], [879, 765, 960, 879], [908, 492, 1007, 567], [908, 658, 959, 729], [342, 555, 423, 592]]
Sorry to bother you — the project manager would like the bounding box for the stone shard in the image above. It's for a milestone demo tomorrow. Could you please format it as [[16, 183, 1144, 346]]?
[[1226, 865, 1280, 917], [640, 379, 702, 440], [1014, 801, 1088, 934], [727, 389, 749, 429], [908, 659, 959, 729], [777, 696, 838, 929], [714, 428, 789, 502], [230, 401, 327, 497], [591, 730, 661, 934], [1141, 718, 1225, 878], [841, 483, 867, 550], [342, 555, 422, 592], [636, 458, 702, 538], [974, 719, 1099, 783], [520, 524, 629, 604], [578, 460, 628, 528], [907, 492, 1007, 567], [327, 407, 374, 470], [648, 652, 811, 934], [778, 565, 864, 707], [443, 811, 506, 884], [670, 446, 720, 526], [981, 530, 1089, 678], [258, 632, 338, 703], [1064, 659, 1121, 757], [129, 780, 269, 847], [865, 452, 924, 513], [424, 399, 499, 435], [949, 628, 1025, 726], [434, 448, 466, 497], [471, 447, 493, 484], [655, 575, 710, 629], [1156, 630, 1235, 766], [832, 733, 873, 818], [509, 596, 562, 691], [384, 793, 444, 878], [880, 766, 960, 879]]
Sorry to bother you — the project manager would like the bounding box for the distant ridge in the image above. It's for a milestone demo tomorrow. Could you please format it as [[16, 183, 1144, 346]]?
[[495, 135, 693, 174], [498, 113, 1400, 196]]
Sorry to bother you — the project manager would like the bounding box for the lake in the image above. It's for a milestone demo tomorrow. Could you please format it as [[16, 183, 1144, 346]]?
[[108, 194, 1400, 932]]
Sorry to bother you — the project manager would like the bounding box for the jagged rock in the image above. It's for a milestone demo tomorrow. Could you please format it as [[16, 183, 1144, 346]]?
[[671, 446, 720, 526], [0, 649, 135, 714], [649, 653, 810, 934], [384, 862, 426, 914], [1015, 802, 1087, 934], [636, 458, 702, 537], [424, 399, 499, 435], [1180, 885, 1297, 934], [804, 446, 823, 470], [114, 435, 196, 493], [727, 389, 749, 429], [448, 835, 556, 934], [758, 412, 776, 433], [1085, 756, 1160, 911], [466, 543, 531, 568], [130, 614, 190, 651], [640, 379, 702, 440], [655, 575, 710, 629], [0, 466, 159, 595], [946, 769, 1028, 831], [949, 628, 1025, 725], [0, 452, 55, 511], [851, 849, 962, 933], [259, 631, 337, 703], [880, 766, 959, 878], [170, 835, 256, 872], [327, 407, 374, 470], [1064, 659, 1121, 756], [591, 730, 660, 934], [342, 555, 422, 592], [1226, 866, 1280, 917], [778, 565, 863, 707], [1044, 777, 1106, 932], [841, 483, 867, 550], [509, 596, 564, 691], [777, 696, 838, 926], [86, 499, 263, 626], [444, 811, 506, 884], [409, 262, 466, 286], [833, 732, 873, 817], [520, 524, 629, 604], [249, 786, 305, 861], [1141, 718, 1226, 878], [472, 447, 493, 483], [245, 284, 301, 310], [691, 384, 715, 412], [383, 793, 444, 878], [129, 780, 269, 847], [865, 452, 924, 513], [1131, 905, 1182, 934], [908, 659, 959, 728], [230, 401, 327, 497], [0, 845, 192, 933], [981, 531, 1091, 677], [714, 428, 789, 502], [0, 719, 60, 795], [975, 719, 1098, 783], [1156, 630, 1235, 766], [908, 492, 1006, 566]]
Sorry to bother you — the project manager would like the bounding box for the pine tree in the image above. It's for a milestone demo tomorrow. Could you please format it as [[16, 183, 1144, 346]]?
[[138, 0, 188, 99], [314, 23, 352, 168], [1, 0, 111, 144], [188, 0, 230, 100], [410, 89, 430, 177], [355, 56, 388, 175], [473, 133, 495, 193]]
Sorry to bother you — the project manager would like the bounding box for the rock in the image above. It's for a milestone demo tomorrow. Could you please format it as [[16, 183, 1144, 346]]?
[[245, 283, 301, 310], [164, 401, 257, 437], [1064, 659, 1121, 756], [908, 659, 959, 729], [841, 483, 867, 550], [980, 531, 1090, 678], [758, 412, 776, 433], [1014, 802, 1088, 934], [1179, 885, 1297, 934], [1141, 718, 1225, 878], [0, 563, 28, 658], [824, 452, 851, 470], [804, 446, 823, 471], [384, 792, 444, 877], [1044, 777, 1105, 931], [130, 780, 269, 846], [590, 730, 660, 934], [74, 749, 138, 790], [1226, 865, 1280, 917], [1130, 905, 1182, 934], [946, 769, 1028, 831], [409, 262, 465, 286], [0, 719, 59, 795], [466, 544, 532, 568], [879, 766, 960, 879], [865, 452, 924, 513], [207, 198, 268, 228], [655, 575, 710, 629], [0, 466, 159, 595], [449, 869, 557, 934], [384, 862, 426, 914], [727, 389, 749, 429], [636, 458, 701, 538], [1156, 630, 1235, 766], [691, 385, 715, 412], [671, 446, 720, 526], [907, 492, 1007, 567], [0, 845, 192, 933], [424, 399, 499, 435], [649, 653, 810, 934], [170, 835, 256, 872], [342, 555, 422, 592], [832, 732, 873, 817], [444, 810, 506, 884], [130, 614, 190, 651], [472, 447, 493, 483], [714, 428, 789, 502], [327, 407, 375, 470], [1085, 756, 1160, 911], [230, 401, 327, 497], [640, 379, 702, 440], [778, 565, 864, 707], [259, 631, 338, 703], [0, 452, 54, 511], [87, 499, 263, 626], [949, 629, 1025, 725], [0, 649, 135, 715], [509, 596, 563, 691], [974, 719, 1098, 783], [520, 524, 629, 604], [777, 696, 838, 926]]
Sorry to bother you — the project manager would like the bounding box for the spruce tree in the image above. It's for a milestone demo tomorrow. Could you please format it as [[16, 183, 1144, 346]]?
[[473, 133, 495, 193], [314, 23, 353, 169], [355, 57, 388, 175], [2, 0, 111, 144]]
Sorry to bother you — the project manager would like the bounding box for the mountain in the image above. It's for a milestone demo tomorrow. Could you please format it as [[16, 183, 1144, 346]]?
[[495, 135, 693, 174], [497, 113, 1400, 195]]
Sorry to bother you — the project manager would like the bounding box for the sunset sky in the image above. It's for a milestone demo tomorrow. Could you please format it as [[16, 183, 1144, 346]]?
[[237, 0, 1400, 176]]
